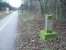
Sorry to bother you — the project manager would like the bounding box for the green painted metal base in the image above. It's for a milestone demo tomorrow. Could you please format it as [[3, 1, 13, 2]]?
[[39, 30, 58, 41], [42, 48, 51, 50]]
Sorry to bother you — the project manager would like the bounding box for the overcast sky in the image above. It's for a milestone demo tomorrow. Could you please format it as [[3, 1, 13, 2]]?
[[3, 0, 24, 8]]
